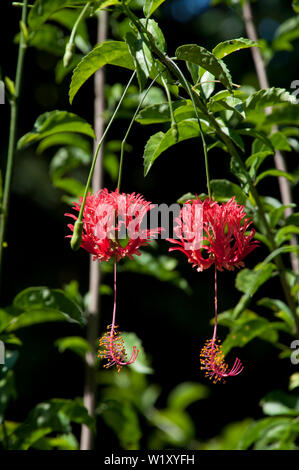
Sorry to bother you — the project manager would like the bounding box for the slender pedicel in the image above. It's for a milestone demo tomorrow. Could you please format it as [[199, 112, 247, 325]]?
[[98, 259, 139, 372]]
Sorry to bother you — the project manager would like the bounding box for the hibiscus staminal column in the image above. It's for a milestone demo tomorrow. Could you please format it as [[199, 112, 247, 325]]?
[[200, 265, 244, 384], [98, 258, 139, 372]]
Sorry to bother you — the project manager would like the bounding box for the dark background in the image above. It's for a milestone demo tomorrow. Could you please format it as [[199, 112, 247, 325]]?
[[0, 0, 298, 449]]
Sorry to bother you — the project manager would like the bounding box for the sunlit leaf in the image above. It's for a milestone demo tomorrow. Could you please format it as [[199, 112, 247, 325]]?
[[212, 37, 257, 59]]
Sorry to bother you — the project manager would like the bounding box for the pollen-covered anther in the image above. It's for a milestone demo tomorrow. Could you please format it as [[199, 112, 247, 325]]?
[[98, 324, 139, 372], [200, 338, 243, 384]]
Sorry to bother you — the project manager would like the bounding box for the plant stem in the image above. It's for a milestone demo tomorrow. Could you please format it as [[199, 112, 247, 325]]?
[[117, 70, 163, 191], [121, 2, 211, 197], [80, 9, 107, 451], [0, 0, 28, 286], [121, 2, 298, 333], [242, 0, 299, 282]]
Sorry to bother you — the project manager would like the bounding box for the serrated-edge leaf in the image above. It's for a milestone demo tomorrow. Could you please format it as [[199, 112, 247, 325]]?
[[176, 44, 233, 91], [69, 41, 134, 103]]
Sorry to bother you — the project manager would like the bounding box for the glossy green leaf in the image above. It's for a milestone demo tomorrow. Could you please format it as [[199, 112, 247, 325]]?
[[222, 318, 278, 355], [69, 41, 134, 103], [235, 264, 275, 296], [18, 111, 95, 149], [245, 87, 296, 111], [53, 177, 86, 197], [143, 118, 209, 175], [55, 336, 92, 358], [125, 31, 153, 90], [257, 298, 294, 330], [255, 169, 294, 185], [275, 225, 299, 246], [167, 382, 209, 411], [212, 37, 257, 59], [273, 16, 299, 51], [176, 44, 233, 91], [260, 391, 299, 416], [10, 287, 84, 329], [36, 133, 91, 154], [144, 0, 166, 17], [210, 179, 246, 204], [28, 0, 77, 29]]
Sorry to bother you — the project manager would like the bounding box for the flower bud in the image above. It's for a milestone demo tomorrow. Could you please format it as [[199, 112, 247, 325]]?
[[63, 41, 75, 68], [70, 220, 83, 251]]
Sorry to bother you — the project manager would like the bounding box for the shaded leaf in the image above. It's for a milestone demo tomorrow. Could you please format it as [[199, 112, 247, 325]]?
[[55, 336, 92, 358], [176, 44, 233, 91], [18, 111, 95, 149], [144, 0, 166, 17], [167, 382, 209, 411]]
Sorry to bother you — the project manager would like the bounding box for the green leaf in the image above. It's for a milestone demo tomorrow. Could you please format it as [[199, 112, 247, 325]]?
[[11, 398, 94, 450], [140, 18, 166, 53], [144, 0, 166, 17], [9, 287, 85, 330], [245, 87, 296, 111], [18, 111, 95, 149], [36, 133, 91, 154], [210, 179, 246, 204], [114, 251, 191, 293], [222, 317, 278, 355], [50, 146, 91, 180], [273, 16, 299, 51], [28, 0, 76, 29], [136, 100, 187, 124], [121, 332, 153, 374], [212, 37, 257, 59], [53, 177, 86, 197], [125, 31, 153, 91], [237, 417, 296, 450], [260, 391, 299, 416], [99, 400, 141, 450], [293, 0, 299, 13], [149, 408, 194, 445], [255, 169, 294, 185], [95, 0, 121, 11], [289, 373, 299, 391], [0, 371, 16, 424], [69, 41, 134, 103], [235, 264, 275, 296], [28, 24, 67, 56], [176, 44, 233, 91], [275, 225, 299, 246], [257, 298, 294, 331], [143, 118, 209, 175], [55, 336, 92, 358], [167, 382, 209, 411]]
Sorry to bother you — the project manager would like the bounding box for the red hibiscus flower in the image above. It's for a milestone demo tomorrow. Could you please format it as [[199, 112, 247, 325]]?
[[168, 196, 258, 272], [65, 188, 160, 262]]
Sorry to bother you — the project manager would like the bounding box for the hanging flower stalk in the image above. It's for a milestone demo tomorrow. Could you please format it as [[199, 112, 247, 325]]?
[[168, 196, 258, 383], [66, 188, 161, 371]]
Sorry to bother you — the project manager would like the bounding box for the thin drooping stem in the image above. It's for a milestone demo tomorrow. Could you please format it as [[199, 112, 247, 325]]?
[[121, 2, 298, 330], [212, 266, 218, 342], [121, 2, 211, 198], [242, 0, 299, 280], [0, 0, 28, 285], [117, 70, 163, 191], [64, 1, 91, 67], [80, 10, 107, 451]]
